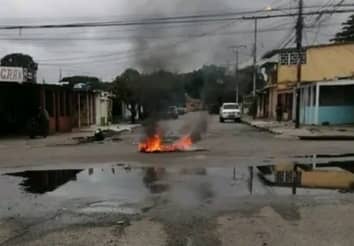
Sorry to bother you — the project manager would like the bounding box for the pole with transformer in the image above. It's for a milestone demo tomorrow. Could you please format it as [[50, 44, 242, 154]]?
[[295, 0, 303, 128], [230, 45, 247, 103]]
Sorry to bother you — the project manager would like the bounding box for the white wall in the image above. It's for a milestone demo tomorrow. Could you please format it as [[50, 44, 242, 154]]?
[[95, 91, 112, 126]]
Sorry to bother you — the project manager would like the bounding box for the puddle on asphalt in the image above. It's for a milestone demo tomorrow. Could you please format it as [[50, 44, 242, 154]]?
[[2, 162, 354, 216]]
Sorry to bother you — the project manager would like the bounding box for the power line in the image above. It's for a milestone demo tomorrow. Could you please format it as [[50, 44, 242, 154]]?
[[38, 21, 240, 66], [0, 6, 353, 30], [0, 17, 295, 40], [0, 24, 298, 42], [12, 3, 354, 81], [34, 20, 343, 66], [35, 19, 248, 78], [301, 0, 345, 45], [36, 24, 299, 65], [1, 3, 353, 24], [0, 21, 342, 42]]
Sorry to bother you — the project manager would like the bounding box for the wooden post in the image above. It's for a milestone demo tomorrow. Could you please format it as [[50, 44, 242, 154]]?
[[56, 91, 61, 131], [93, 93, 96, 124], [58, 91, 61, 116], [249, 166, 254, 195], [292, 164, 298, 195], [309, 85, 314, 124], [315, 84, 320, 125], [63, 91, 67, 116], [68, 92, 72, 116], [86, 93, 89, 126], [78, 93, 81, 129], [90, 94, 95, 125], [52, 91, 56, 119], [92, 94, 95, 124], [40, 86, 46, 109]]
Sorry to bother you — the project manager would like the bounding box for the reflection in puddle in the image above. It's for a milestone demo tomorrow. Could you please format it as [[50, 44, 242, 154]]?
[[258, 162, 354, 194], [3, 161, 354, 213], [295, 153, 354, 159], [143, 167, 169, 194], [8, 170, 82, 194]]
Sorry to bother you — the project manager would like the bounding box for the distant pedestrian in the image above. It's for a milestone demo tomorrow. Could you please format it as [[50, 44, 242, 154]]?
[[39, 107, 50, 137], [29, 107, 47, 138], [276, 103, 283, 122]]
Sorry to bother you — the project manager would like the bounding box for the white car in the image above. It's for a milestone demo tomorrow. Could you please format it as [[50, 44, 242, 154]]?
[[219, 103, 241, 123]]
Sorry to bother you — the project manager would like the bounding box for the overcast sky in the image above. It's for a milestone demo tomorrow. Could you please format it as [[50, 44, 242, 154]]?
[[0, 0, 349, 82]]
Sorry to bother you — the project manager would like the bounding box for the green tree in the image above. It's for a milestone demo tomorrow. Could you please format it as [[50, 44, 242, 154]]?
[[183, 65, 238, 110], [113, 69, 141, 123], [184, 70, 204, 99], [1, 53, 38, 83], [112, 69, 186, 121], [136, 70, 183, 118], [332, 14, 354, 43], [112, 65, 264, 120]]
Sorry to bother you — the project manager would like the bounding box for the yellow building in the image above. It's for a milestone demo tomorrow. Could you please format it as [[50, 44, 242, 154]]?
[[259, 42, 354, 125]]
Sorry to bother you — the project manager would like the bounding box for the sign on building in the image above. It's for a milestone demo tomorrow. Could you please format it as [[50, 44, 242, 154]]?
[[0, 66, 24, 83]]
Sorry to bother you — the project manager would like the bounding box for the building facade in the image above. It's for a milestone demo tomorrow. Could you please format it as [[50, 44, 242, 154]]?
[[0, 82, 96, 136], [258, 42, 354, 125]]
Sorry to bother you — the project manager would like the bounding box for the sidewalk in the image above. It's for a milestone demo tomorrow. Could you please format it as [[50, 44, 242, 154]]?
[[242, 116, 354, 140], [0, 123, 140, 149]]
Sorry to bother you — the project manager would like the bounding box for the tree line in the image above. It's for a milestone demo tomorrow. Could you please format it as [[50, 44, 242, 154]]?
[[110, 65, 264, 123], [59, 64, 265, 123]]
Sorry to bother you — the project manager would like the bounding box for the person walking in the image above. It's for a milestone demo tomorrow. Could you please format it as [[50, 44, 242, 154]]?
[[276, 103, 283, 122]]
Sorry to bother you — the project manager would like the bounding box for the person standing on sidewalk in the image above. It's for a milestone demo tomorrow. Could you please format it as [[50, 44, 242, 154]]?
[[38, 107, 50, 137], [29, 107, 50, 138], [276, 103, 283, 122]]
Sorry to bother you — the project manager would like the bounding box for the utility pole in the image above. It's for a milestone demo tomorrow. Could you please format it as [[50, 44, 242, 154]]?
[[235, 48, 240, 103], [295, 0, 304, 128], [230, 45, 247, 103], [252, 18, 258, 97]]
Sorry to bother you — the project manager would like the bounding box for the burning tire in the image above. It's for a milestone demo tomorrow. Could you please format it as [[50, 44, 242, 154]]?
[[139, 134, 193, 153]]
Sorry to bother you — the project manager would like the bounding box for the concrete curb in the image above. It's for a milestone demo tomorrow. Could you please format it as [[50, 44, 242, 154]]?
[[241, 118, 280, 135], [299, 135, 354, 141], [242, 117, 354, 140]]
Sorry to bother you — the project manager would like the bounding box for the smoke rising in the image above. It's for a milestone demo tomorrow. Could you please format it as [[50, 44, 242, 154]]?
[[141, 111, 208, 145], [131, 0, 234, 72], [180, 111, 208, 142], [132, 1, 231, 144]]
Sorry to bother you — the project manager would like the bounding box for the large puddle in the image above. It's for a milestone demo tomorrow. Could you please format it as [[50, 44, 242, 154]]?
[[1, 162, 354, 217]]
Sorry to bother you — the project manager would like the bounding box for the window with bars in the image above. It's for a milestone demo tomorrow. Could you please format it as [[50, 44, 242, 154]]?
[[279, 51, 306, 65], [280, 53, 289, 65]]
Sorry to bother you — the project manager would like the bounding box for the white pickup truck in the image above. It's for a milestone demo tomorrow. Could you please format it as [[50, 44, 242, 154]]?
[[219, 103, 241, 123]]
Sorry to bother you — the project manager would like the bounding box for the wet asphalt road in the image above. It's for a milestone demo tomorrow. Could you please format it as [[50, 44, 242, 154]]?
[[119, 112, 354, 168], [1, 111, 354, 169], [1, 112, 354, 245], [2, 163, 354, 246]]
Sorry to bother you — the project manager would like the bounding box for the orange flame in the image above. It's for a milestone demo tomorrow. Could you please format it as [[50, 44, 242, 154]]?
[[139, 134, 193, 153]]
